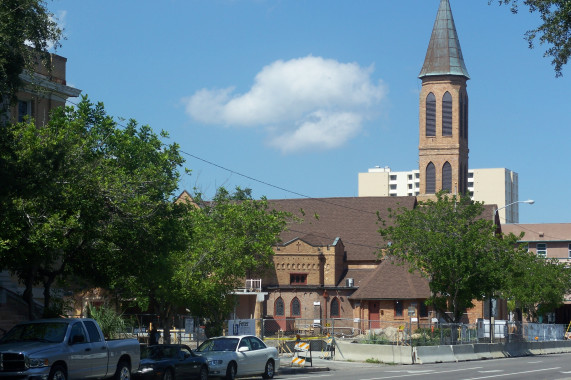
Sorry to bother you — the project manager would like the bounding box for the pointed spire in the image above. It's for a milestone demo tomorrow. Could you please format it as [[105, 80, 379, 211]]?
[[419, 0, 469, 79]]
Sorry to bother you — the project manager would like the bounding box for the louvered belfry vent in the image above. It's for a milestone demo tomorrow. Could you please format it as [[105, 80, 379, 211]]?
[[442, 162, 452, 192], [426, 93, 436, 137], [442, 92, 452, 136], [426, 162, 436, 194]]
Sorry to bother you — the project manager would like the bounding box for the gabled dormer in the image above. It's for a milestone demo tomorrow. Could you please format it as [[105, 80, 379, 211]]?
[[270, 236, 345, 287]]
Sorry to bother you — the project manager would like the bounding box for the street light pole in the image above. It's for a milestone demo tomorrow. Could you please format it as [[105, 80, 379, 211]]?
[[489, 199, 534, 343], [493, 199, 535, 224]]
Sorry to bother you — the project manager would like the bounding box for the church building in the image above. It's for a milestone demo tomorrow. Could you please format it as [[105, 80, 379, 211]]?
[[232, 0, 500, 334]]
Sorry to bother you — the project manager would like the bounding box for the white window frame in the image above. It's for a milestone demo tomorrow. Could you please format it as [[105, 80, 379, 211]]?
[[536, 243, 547, 258], [568, 243, 571, 259]]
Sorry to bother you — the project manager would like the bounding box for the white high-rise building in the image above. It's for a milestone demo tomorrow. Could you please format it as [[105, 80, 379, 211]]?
[[358, 167, 520, 223]]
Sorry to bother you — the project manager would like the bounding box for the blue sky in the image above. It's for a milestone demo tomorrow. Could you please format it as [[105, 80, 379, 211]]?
[[49, 0, 570, 224]]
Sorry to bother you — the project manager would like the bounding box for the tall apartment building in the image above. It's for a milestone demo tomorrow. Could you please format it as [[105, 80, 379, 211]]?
[[468, 168, 519, 224], [358, 166, 520, 223]]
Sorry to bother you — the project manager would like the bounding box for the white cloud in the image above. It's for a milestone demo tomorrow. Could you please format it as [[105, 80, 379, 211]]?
[[184, 55, 386, 153]]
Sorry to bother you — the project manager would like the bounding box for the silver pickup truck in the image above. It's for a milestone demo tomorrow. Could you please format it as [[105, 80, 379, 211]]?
[[0, 317, 140, 380]]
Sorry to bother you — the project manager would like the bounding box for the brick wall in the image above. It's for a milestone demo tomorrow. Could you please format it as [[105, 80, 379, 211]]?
[[418, 75, 469, 195]]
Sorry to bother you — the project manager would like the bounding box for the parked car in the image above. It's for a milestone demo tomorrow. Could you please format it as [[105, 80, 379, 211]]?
[[134, 344, 208, 380], [195, 335, 279, 379], [0, 317, 140, 380]]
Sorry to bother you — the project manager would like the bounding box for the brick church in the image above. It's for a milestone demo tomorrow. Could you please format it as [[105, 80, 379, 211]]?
[[234, 0, 503, 332]]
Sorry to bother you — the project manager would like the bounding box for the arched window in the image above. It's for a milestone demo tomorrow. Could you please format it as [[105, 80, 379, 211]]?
[[464, 94, 469, 142], [291, 297, 301, 317], [275, 297, 284, 316], [330, 297, 340, 317], [442, 162, 452, 192], [426, 162, 436, 194], [459, 92, 465, 138], [442, 92, 452, 136], [425, 93, 436, 137]]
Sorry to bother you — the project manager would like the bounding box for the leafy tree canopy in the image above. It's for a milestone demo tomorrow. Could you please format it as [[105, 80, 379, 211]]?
[[492, 0, 571, 77], [0, 0, 62, 102], [379, 191, 571, 322], [178, 187, 290, 336], [378, 192, 522, 323], [501, 248, 571, 320], [0, 96, 184, 318]]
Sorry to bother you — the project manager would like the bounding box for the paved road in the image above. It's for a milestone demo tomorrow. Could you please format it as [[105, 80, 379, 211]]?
[[269, 353, 571, 380]]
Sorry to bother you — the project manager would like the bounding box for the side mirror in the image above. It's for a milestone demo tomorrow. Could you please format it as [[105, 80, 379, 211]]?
[[238, 346, 250, 352]]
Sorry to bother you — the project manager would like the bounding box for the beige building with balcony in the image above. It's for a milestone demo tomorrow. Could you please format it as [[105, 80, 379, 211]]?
[[4, 53, 81, 127]]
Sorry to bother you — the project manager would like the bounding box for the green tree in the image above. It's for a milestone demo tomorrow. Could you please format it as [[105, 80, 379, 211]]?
[[104, 200, 194, 343], [492, 0, 571, 77], [501, 247, 571, 321], [378, 192, 521, 323], [0, 0, 62, 103], [0, 97, 184, 318], [178, 187, 289, 337]]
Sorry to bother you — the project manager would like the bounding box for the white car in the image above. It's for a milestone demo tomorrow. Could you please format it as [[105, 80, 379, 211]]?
[[195, 335, 280, 379]]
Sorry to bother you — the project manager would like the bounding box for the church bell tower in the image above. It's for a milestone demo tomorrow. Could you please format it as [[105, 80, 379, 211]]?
[[418, 0, 469, 197]]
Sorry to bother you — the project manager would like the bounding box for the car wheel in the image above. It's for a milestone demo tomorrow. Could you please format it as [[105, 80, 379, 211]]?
[[114, 361, 131, 380], [162, 368, 174, 380], [199, 365, 208, 380], [262, 359, 275, 379], [224, 362, 236, 380], [48, 365, 67, 380]]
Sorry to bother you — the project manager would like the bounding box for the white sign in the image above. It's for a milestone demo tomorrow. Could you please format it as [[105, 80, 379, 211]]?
[[228, 319, 256, 336]]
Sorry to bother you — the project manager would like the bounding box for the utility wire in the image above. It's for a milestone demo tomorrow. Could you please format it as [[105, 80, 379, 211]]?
[[62, 99, 569, 243]]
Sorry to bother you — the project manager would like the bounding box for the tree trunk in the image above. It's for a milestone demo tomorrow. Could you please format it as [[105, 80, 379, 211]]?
[[22, 266, 39, 320], [23, 280, 34, 320], [42, 273, 56, 317]]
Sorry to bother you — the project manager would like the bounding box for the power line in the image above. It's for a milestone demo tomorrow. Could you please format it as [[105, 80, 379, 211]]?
[[64, 99, 570, 244], [64, 98, 381, 217], [180, 150, 378, 216]]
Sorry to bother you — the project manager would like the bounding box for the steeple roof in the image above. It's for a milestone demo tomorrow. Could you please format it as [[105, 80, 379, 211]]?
[[419, 0, 470, 79]]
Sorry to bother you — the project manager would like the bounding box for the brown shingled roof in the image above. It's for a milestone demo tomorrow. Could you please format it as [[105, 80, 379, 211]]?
[[269, 197, 417, 262], [338, 268, 376, 287], [349, 259, 431, 300]]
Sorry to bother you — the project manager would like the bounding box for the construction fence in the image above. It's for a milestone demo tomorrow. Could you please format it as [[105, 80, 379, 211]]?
[[260, 318, 570, 347]]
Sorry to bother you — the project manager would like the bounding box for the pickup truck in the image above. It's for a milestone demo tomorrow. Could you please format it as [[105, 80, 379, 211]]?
[[0, 317, 140, 380]]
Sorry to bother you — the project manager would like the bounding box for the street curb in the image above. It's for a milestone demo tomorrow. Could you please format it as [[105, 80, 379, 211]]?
[[278, 366, 330, 374]]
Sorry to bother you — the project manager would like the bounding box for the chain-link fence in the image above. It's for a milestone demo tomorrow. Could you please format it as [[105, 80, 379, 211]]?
[[260, 318, 569, 347]]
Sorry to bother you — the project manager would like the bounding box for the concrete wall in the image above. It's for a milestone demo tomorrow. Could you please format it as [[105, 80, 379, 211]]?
[[335, 339, 413, 364], [333, 339, 571, 365]]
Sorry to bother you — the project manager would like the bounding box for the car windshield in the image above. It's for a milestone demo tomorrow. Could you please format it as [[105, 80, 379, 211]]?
[[141, 346, 180, 360], [197, 338, 239, 352], [0, 322, 68, 344]]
